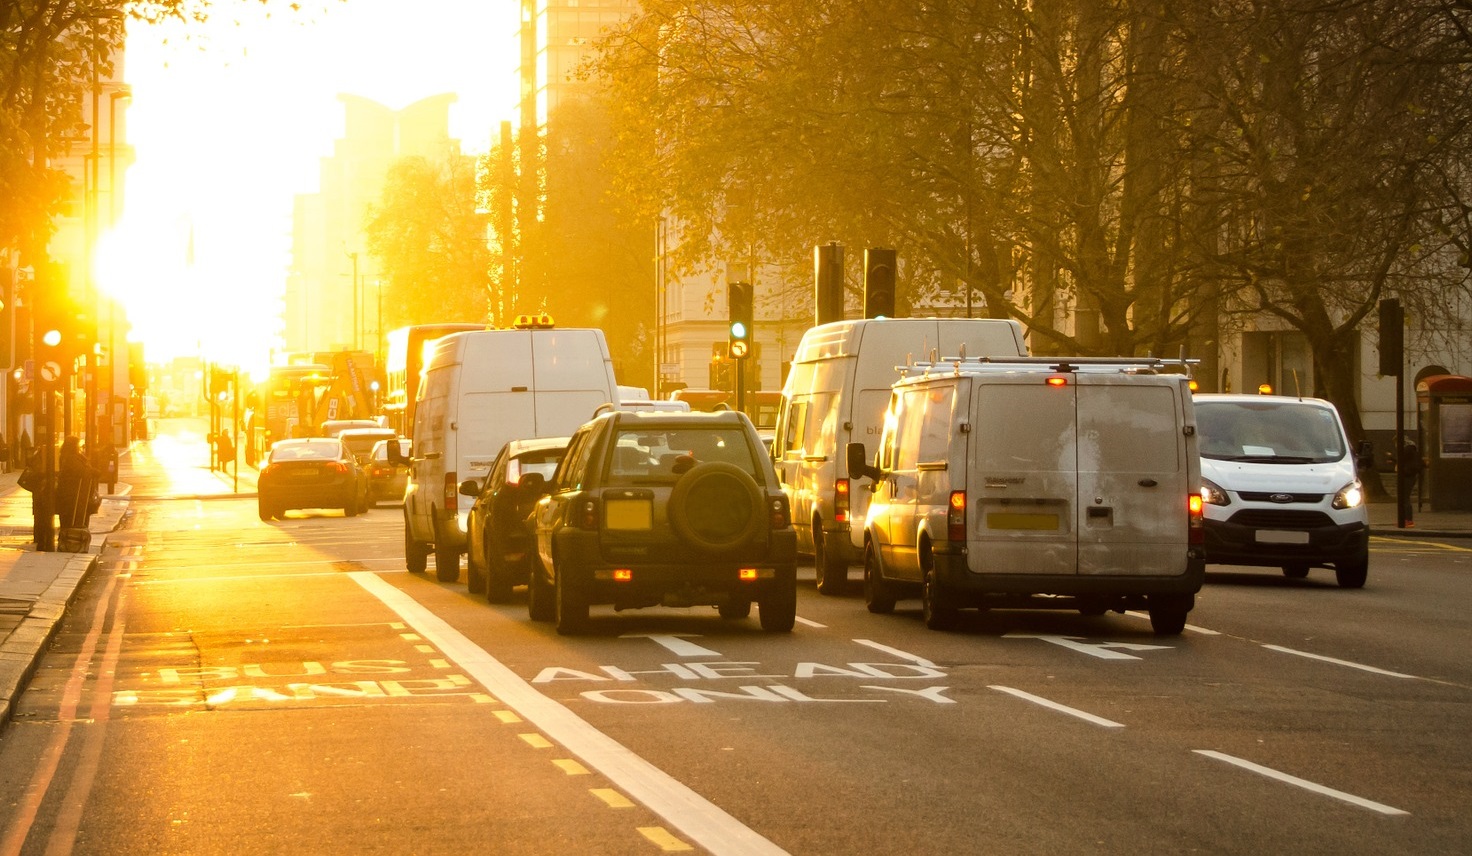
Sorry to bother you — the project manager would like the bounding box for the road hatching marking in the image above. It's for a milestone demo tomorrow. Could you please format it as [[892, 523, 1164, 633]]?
[[1195, 750, 1409, 815], [989, 686, 1125, 728]]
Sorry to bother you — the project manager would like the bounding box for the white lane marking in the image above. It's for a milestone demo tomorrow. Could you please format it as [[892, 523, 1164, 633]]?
[[1123, 610, 1221, 635], [852, 639, 936, 668], [350, 572, 787, 856], [1005, 634, 1172, 660], [1261, 645, 1418, 679], [794, 616, 826, 628], [1194, 750, 1409, 816], [621, 634, 723, 657], [988, 686, 1124, 728]]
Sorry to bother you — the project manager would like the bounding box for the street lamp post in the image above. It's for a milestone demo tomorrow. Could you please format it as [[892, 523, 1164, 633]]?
[[107, 85, 131, 447]]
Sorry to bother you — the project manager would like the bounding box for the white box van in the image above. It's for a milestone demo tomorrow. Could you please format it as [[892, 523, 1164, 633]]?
[[1193, 394, 1371, 588], [848, 357, 1205, 634], [773, 317, 1027, 594], [402, 321, 620, 581]]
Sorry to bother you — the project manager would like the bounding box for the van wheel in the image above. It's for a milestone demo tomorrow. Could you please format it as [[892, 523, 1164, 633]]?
[[527, 557, 555, 622], [758, 566, 797, 632], [405, 517, 429, 574], [1335, 554, 1369, 589], [555, 566, 589, 635], [1148, 593, 1193, 636], [864, 542, 897, 615], [434, 523, 461, 583], [922, 569, 960, 631], [1282, 564, 1310, 579], [814, 524, 849, 596]]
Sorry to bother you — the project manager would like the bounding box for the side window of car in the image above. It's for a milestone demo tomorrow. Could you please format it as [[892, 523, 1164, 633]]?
[[552, 432, 589, 492], [488, 449, 508, 490], [559, 427, 602, 492]]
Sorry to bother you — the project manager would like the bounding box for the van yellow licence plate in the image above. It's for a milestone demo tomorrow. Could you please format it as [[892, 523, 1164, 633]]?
[[986, 512, 1059, 531], [605, 499, 653, 531]]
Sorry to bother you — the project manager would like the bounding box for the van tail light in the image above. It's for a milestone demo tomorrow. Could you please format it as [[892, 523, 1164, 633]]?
[[769, 495, 791, 529], [576, 499, 599, 530], [1188, 493, 1204, 544], [443, 472, 458, 507], [947, 491, 967, 541], [834, 479, 850, 524]]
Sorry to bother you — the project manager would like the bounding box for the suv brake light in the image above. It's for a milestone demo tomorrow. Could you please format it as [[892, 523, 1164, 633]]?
[[576, 499, 599, 530], [769, 495, 790, 529]]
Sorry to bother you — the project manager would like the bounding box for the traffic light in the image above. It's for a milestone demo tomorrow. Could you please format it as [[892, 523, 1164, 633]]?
[[1378, 298, 1403, 377], [863, 247, 896, 319], [728, 280, 753, 359]]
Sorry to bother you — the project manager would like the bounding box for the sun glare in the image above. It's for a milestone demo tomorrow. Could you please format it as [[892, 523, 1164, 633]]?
[[109, 0, 516, 372]]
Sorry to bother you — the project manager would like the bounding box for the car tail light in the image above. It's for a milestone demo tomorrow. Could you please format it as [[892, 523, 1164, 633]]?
[[947, 490, 966, 542], [834, 479, 850, 524], [443, 472, 458, 507], [738, 568, 758, 581], [613, 569, 633, 582], [769, 495, 790, 529], [576, 499, 599, 530], [330, 462, 349, 476], [1188, 493, 1204, 544]]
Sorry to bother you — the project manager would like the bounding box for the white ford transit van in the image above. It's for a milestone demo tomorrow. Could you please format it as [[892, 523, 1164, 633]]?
[[403, 320, 620, 581], [848, 357, 1205, 634], [1193, 394, 1371, 588], [774, 317, 1027, 594]]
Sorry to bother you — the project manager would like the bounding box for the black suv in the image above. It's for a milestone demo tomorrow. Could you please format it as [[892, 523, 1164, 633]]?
[[528, 410, 797, 634]]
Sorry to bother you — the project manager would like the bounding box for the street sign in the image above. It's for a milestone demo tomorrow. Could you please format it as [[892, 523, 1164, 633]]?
[[40, 360, 61, 382]]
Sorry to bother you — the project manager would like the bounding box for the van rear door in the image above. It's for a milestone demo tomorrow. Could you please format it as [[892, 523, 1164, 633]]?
[[969, 378, 1078, 575], [1075, 377, 1188, 576]]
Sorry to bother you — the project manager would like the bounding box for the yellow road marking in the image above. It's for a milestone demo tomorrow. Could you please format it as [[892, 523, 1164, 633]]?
[[493, 710, 523, 724], [592, 788, 635, 809], [638, 828, 694, 851], [553, 759, 589, 775], [519, 733, 553, 749]]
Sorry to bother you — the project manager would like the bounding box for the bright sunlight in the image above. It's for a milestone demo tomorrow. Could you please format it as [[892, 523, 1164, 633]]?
[[98, 0, 517, 374]]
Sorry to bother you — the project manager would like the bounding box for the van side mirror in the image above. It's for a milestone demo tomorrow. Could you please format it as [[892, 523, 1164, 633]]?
[[1356, 440, 1375, 472], [386, 442, 406, 465], [846, 442, 880, 482]]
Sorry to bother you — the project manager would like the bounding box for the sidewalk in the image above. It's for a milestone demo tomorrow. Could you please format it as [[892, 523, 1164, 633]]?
[[0, 447, 251, 731]]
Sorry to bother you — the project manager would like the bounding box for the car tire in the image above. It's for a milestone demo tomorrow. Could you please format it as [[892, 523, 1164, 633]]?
[[434, 521, 461, 583], [863, 541, 897, 615], [922, 568, 961, 631], [527, 556, 555, 622], [719, 598, 752, 620], [1335, 554, 1369, 589], [1282, 563, 1310, 579], [554, 564, 589, 635], [758, 566, 796, 632], [485, 534, 515, 604], [814, 522, 849, 596], [465, 551, 486, 596], [343, 496, 358, 518], [258, 495, 273, 522], [667, 462, 765, 552], [405, 519, 429, 574], [1148, 593, 1193, 636]]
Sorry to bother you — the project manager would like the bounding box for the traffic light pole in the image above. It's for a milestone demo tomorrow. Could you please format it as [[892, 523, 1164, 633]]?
[[34, 371, 55, 552]]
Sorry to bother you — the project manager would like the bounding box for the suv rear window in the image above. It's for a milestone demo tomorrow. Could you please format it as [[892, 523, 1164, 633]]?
[[605, 427, 759, 484]]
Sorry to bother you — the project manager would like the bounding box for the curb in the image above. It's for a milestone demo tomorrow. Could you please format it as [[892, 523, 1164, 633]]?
[[0, 552, 99, 731]]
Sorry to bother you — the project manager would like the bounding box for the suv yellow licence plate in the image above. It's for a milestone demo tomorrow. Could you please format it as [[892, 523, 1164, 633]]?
[[605, 499, 653, 530]]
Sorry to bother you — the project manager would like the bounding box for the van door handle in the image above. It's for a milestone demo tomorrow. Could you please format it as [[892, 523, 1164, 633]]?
[[1138, 478, 1157, 487]]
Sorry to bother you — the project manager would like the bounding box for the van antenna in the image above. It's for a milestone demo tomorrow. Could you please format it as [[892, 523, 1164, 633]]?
[[958, 342, 968, 360]]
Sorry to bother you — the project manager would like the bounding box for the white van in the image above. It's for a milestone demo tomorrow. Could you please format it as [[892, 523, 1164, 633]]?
[[402, 320, 619, 581], [848, 357, 1204, 634], [773, 317, 1027, 594], [1193, 394, 1371, 588]]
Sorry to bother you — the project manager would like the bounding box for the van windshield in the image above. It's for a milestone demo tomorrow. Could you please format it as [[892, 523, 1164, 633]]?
[[1196, 401, 1346, 464]]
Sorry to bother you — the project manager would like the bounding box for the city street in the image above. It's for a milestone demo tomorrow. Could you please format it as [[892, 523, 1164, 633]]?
[[1, 423, 1470, 854]]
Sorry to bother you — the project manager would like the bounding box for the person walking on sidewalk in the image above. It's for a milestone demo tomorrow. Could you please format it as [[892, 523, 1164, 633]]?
[[56, 436, 98, 531], [1400, 439, 1424, 527]]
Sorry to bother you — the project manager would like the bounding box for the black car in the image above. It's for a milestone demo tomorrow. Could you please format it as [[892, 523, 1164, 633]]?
[[462, 436, 571, 602], [528, 410, 797, 634], [258, 438, 368, 520]]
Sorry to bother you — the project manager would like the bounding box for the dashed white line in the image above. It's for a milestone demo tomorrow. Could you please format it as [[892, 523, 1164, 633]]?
[[1194, 750, 1409, 815], [988, 686, 1124, 728], [1261, 645, 1418, 679], [852, 639, 936, 668]]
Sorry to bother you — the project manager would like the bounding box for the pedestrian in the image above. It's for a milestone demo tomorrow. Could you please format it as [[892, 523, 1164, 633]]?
[[216, 430, 236, 473], [1399, 439, 1424, 526], [17, 446, 46, 527], [56, 436, 98, 532]]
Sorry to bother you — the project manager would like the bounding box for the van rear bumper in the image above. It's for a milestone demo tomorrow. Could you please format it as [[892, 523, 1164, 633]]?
[[934, 546, 1205, 598], [1203, 518, 1368, 567]]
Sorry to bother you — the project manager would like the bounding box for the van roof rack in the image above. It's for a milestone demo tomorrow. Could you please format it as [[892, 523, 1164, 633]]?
[[897, 355, 1200, 377]]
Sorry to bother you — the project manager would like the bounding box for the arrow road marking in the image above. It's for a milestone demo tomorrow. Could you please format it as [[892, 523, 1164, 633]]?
[[620, 634, 723, 657]]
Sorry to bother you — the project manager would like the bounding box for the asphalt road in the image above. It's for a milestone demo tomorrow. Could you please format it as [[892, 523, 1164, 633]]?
[[1, 442, 1468, 855]]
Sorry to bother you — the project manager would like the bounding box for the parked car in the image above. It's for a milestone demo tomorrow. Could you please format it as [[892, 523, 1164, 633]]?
[[366, 438, 411, 507], [528, 410, 797, 635], [258, 438, 369, 520], [1194, 394, 1371, 587], [462, 436, 572, 602]]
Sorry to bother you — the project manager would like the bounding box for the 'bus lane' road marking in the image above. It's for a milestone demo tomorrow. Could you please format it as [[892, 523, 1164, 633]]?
[[1194, 750, 1409, 815], [349, 571, 788, 856], [1260, 644, 1418, 679], [989, 686, 1124, 728]]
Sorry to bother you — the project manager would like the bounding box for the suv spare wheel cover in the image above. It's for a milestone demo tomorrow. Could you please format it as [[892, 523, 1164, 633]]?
[[667, 462, 765, 552]]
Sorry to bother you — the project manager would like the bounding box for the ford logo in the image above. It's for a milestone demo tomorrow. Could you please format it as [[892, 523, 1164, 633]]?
[[1269, 493, 1295, 503]]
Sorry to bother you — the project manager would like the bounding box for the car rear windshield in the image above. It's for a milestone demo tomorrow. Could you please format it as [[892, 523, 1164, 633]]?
[[1196, 401, 1346, 464], [271, 441, 342, 462], [342, 432, 396, 456], [511, 448, 566, 483], [606, 427, 759, 484]]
